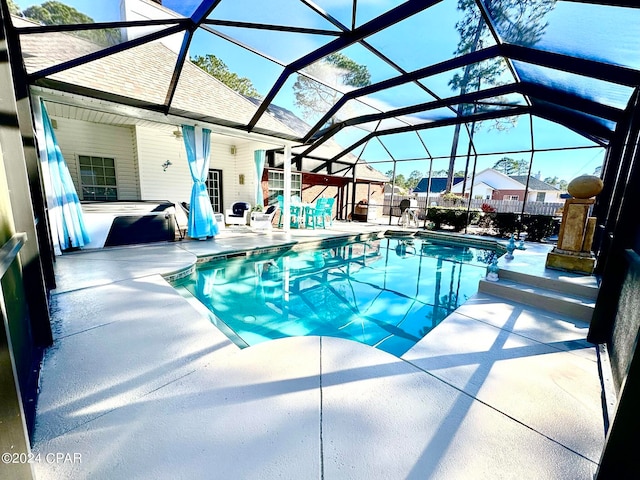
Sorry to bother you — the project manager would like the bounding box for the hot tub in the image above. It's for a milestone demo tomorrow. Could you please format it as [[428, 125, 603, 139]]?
[[81, 201, 177, 249]]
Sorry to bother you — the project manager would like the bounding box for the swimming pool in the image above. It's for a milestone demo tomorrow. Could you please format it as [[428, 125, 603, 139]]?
[[175, 236, 498, 357]]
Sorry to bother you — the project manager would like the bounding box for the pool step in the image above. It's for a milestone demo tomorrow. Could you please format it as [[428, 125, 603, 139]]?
[[497, 267, 599, 300], [478, 274, 597, 323]]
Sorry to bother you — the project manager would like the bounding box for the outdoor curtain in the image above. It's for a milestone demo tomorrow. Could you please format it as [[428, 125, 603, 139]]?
[[182, 124, 218, 239], [40, 99, 90, 250], [254, 149, 266, 208]]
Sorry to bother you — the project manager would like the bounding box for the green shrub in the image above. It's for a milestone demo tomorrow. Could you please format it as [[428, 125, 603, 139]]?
[[493, 212, 521, 237], [491, 213, 557, 241], [477, 212, 496, 229], [426, 207, 480, 232], [426, 207, 446, 230], [522, 214, 558, 242], [441, 192, 466, 206]]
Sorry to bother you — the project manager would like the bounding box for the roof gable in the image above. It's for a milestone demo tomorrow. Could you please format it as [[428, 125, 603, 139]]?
[[469, 168, 528, 190], [509, 175, 560, 191]]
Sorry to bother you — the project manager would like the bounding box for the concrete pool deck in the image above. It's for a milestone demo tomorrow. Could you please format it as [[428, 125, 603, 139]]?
[[32, 223, 605, 479]]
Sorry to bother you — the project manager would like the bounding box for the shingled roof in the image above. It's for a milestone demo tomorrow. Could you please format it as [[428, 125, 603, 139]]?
[[16, 15, 389, 184], [413, 177, 464, 194], [509, 176, 560, 191], [16, 16, 298, 137]]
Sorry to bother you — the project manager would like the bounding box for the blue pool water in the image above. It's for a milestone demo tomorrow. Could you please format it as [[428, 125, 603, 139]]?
[[176, 236, 497, 357]]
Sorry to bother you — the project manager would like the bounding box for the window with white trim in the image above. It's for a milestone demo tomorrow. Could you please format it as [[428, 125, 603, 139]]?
[[267, 170, 302, 205], [79, 155, 117, 201]]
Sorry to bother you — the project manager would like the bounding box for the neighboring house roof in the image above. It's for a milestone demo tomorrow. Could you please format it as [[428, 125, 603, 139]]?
[[509, 176, 560, 191], [413, 177, 464, 193]]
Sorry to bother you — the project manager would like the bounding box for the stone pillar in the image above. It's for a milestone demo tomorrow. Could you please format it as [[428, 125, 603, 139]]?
[[546, 175, 603, 274]]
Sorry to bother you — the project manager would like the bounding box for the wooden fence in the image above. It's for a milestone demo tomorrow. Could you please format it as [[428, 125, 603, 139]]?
[[378, 196, 564, 217]]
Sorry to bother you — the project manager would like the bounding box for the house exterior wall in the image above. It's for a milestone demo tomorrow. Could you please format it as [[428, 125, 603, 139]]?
[[493, 189, 524, 200], [451, 169, 522, 194], [303, 183, 338, 203], [452, 169, 527, 198], [132, 125, 252, 212], [52, 116, 140, 200], [54, 119, 263, 212], [355, 183, 385, 206], [526, 189, 563, 203], [467, 183, 493, 199], [221, 143, 261, 210], [134, 125, 191, 202], [52, 114, 389, 223], [478, 170, 525, 189]]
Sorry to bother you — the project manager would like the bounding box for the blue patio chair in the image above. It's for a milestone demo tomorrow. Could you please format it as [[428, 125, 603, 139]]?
[[290, 195, 304, 228], [290, 205, 302, 228], [305, 198, 328, 229], [275, 194, 302, 228], [324, 197, 335, 226]]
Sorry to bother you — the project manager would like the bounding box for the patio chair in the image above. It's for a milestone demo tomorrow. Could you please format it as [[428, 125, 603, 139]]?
[[289, 205, 302, 228], [305, 198, 328, 229], [275, 195, 303, 228], [225, 201, 251, 226], [290, 195, 304, 228], [250, 205, 278, 232], [398, 199, 410, 224], [398, 199, 419, 228], [324, 197, 335, 226]]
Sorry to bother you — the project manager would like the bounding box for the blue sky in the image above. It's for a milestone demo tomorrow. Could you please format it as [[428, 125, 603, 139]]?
[[13, 0, 609, 182]]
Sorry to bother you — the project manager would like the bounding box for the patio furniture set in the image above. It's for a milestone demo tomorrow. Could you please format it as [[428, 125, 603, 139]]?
[[276, 195, 335, 230], [223, 196, 335, 232]]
